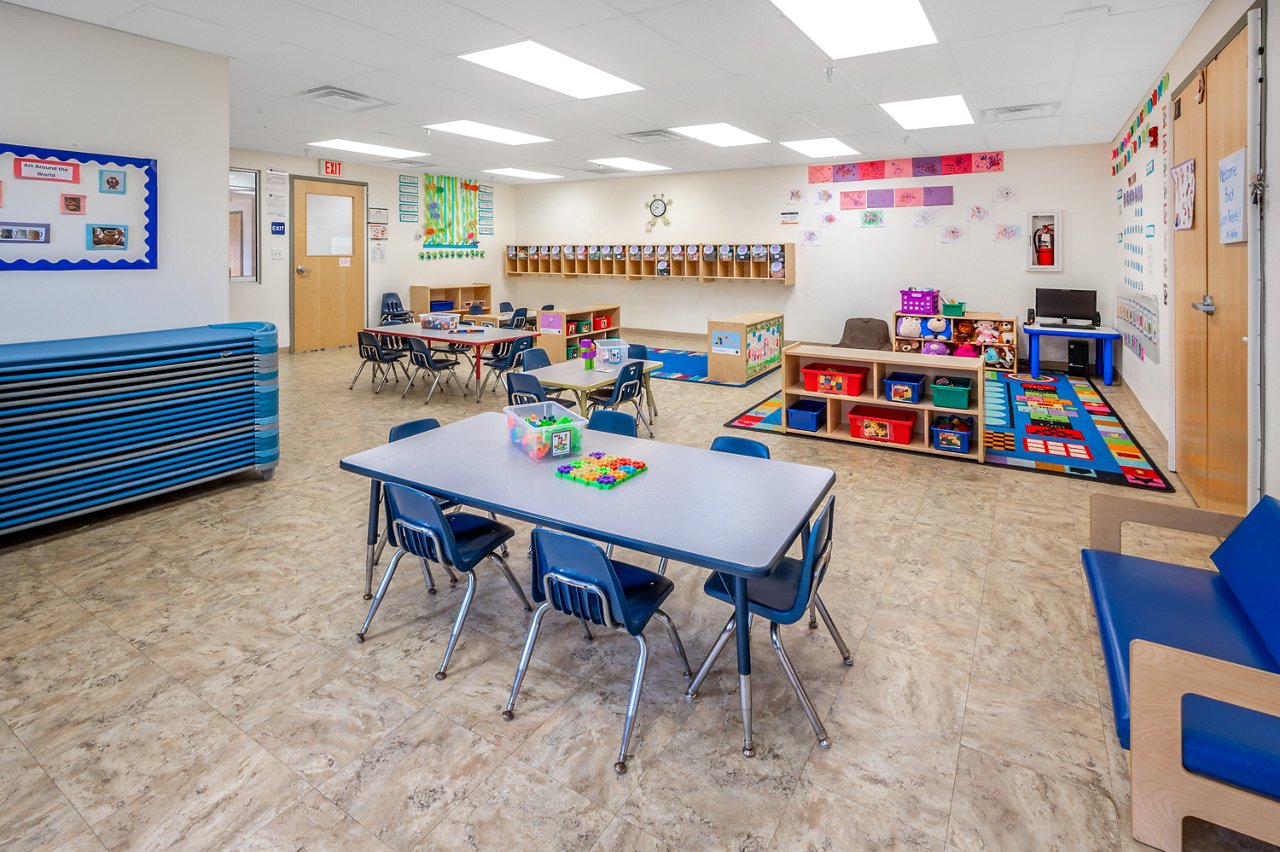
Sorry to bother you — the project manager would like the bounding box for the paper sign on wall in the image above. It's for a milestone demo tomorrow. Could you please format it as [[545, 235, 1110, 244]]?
[[1217, 147, 1246, 244], [1170, 158, 1194, 230]]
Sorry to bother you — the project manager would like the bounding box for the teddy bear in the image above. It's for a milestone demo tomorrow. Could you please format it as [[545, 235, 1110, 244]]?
[[896, 316, 923, 338], [921, 340, 950, 356], [975, 320, 999, 344], [925, 316, 949, 340], [897, 340, 921, 353]]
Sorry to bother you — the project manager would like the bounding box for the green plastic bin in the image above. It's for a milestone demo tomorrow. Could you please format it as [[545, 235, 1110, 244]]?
[[931, 376, 972, 409], [941, 302, 966, 317]]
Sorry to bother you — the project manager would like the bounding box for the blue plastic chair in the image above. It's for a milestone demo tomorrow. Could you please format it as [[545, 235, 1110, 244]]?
[[380, 292, 414, 324], [469, 303, 486, 315], [684, 496, 852, 748], [478, 335, 535, 399], [506, 371, 576, 408], [402, 338, 461, 404], [540, 304, 555, 311], [358, 483, 532, 680], [587, 409, 637, 437], [710, 436, 771, 459], [503, 529, 690, 774], [499, 301, 515, 313], [503, 307, 529, 330], [627, 343, 648, 360], [521, 347, 552, 371], [586, 360, 651, 437], [349, 331, 407, 393]]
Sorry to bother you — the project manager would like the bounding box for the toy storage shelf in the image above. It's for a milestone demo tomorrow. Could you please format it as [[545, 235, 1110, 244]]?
[[537, 304, 622, 363], [407, 284, 492, 315], [505, 243, 795, 285], [891, 310, 1019, 373], [780, 343, 987, 462]]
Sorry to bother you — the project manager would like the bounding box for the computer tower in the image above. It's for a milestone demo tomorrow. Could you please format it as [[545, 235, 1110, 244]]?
[[1068, 340, 1089, 376]]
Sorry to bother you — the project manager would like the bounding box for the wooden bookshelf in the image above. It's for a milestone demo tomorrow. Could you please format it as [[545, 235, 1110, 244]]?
[[407, 283, 492, 316], [536, 305, 622, 363], [505, 243, 795, 285], [890, 310, 1018, 372]]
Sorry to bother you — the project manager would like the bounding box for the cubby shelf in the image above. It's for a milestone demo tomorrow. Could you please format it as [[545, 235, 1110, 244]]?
[[890, 310, 1018, 373], [407, 284, 491, 316], [537, 304, 622, 363], [505, 243, 795, 286]]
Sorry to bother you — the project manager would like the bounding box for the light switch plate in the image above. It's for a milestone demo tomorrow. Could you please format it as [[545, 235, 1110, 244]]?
[[270, 248, 284, 261]]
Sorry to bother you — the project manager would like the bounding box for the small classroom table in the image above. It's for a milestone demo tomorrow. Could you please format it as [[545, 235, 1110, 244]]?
[[523, 357, 662, 422], [342, 412, 835, 758], [1022, 322, 1122, 385], [367, 323, 539, 401]]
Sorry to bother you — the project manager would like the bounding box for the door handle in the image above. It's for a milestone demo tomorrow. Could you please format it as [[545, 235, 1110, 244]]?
[[1191, 295, 1216, 315], [295, 265, 309, 275]]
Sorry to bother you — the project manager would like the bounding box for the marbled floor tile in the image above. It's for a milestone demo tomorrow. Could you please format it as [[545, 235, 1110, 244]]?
[[769, 777, 943, 851], [319, 707, 507, 852], [0, 619, 142, 715], [249, 665, 421, 785], [879, 558, 986, 623], [416, 757, 613, 852], [0, 593, 96, 661], [130, 513, 250, 562], [74, 562, 241, 650], [0, 718, 37, 776], [947, 746, 1119, 852], [0, 766, 93, 851], [989, 518, 1082, 568], [0, 561, 75, 620], [837, 641, 968, 742], [983, 554, 1088, 601], [590, 816, 671, 851], [861, 599, 978, 670], [38, 541, 164, 598], [141, 602, 302, 685], [51, 829, 108, 850], [92, 734, 308, 851], [960, 676, 1110, 792], [241, 790, 388, 851], [356, 614, 509, 702]]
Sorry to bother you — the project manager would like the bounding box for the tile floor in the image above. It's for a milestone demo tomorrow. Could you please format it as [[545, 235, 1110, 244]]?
[[1, 337, 1274, 851]]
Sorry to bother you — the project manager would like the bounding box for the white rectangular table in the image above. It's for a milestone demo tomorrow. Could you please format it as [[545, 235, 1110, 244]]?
[[524, 357, 662, 421]]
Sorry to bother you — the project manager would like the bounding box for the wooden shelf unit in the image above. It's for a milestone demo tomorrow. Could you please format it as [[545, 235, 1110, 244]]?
[[781, 343, 987, 462], [890, 310, 1018, 372], [536, 304, 622, 363], [407, 284, 492, 316], [505, 243, 795, 285]]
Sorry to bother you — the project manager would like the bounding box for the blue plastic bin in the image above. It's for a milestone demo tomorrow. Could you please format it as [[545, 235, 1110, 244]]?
[[884, 372, 926, 404], [931, 416, 975, 454], [430, 300, 455, 312], [786, 399, 826, 432]]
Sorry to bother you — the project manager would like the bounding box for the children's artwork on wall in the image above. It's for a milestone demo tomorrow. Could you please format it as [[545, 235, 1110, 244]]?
[[807, 165, 833, 184], [786, 188, 804, 204], [820, 212, 838, 225], [421, 174, 478, 249], [799, 227, 823, 246], [812, 188, 834, 206], [912, 210, 938, 227], [893, 188, 922, 207], [940, 225, 967, 243], [967, 205, 990, 221], [1171, 158, 1194, 230], [993, 223, 1022, 242], [840, 190, 867, 210], [0, 142, 157, 270], [993, 184, 1019, 203], [745, 316, 783, 377], [922, 186, 954, 206], [842, 187, 952, 210], [812, 151, 1003, 183], [1112, 74, 1169, 174], [860, 210, 884, 228]]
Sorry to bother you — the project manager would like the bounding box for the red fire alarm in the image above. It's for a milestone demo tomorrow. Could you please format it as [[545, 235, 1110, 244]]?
[[1148, 127, 1159, 148], [320, 159, 344, 177]]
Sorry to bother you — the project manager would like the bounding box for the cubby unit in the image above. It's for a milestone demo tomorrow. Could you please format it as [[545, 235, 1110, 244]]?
[[535, 304, 623, 363], [780, 343, 987, 462], [505, 243, 795, 285], [407, 283, 492, 315], [890, 310, 1019, 372]]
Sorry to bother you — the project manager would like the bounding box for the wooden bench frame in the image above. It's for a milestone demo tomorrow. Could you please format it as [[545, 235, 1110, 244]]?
[[1090, 494, 1280, 851]]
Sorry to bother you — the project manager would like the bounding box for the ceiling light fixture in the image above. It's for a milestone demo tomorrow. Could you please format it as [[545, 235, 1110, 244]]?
[[423, 120, 550, 146], [588, 157, 670, 172], [769, 0, 937, 59], [483, 168, 562, 180], [879, 95, 974, 129], [308, 139, 428, 159], [780, 138, 860, 158], [459, 40, 642, 99], [669, 123, 768, 147]]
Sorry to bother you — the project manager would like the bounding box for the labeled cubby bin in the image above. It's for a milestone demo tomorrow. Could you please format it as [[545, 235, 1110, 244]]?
[[931, 415, 975, 454], [801, 362, 868, 396], [883, 372, 926, 404], [850, 405, 916, 445], [786, 398, 827, 432], [930, 376, 973, 409]]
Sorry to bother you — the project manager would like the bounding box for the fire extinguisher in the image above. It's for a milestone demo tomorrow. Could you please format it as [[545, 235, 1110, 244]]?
[[1033, 223, 1055, 266]]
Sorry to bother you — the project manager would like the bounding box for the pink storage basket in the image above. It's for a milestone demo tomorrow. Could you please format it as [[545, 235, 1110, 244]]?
[[899, 289, 940, 315]]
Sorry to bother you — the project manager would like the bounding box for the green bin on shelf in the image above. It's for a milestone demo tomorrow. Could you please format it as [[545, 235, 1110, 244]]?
[[941, 302, 966, 317], [930, 376, 972, 409]]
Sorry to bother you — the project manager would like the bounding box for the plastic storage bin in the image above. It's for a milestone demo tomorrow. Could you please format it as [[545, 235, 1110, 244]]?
[[430, 300, 455, 312], [899, 289, 939, 315], [883, 372, 926, 404], [850, 405, 916, 445], [592, 315, 610, 331], [800, 363, 868, 396], [504, 401, 586, 461], [941, 301, 967, 317], [931, 415, 975, 454], [786, 399, 826, 432], [930, 376, 973, 409], [420, 312, 459, 331]]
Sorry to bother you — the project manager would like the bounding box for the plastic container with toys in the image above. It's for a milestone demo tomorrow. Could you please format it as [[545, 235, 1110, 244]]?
[[883, 372, 926, 404], [800, 362, 868, 396], [850, 405, 916, 445], [930, 376, 973, 409], [931, 415, 975, 454], [504, 401, 586, 461]]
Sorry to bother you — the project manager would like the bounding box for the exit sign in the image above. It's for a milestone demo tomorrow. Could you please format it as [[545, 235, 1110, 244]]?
[[320, 159, 344, 177]]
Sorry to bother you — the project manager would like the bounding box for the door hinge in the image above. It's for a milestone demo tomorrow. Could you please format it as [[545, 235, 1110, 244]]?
[[1251, 171, 1266, 205]]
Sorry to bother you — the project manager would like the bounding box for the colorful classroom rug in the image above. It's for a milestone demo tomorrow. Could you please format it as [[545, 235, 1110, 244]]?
[[725, 372, 1173, 492], [648, 348, 780, 387]]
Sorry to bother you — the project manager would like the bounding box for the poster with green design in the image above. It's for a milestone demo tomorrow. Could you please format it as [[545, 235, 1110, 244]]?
[[422, 175, 479, 249]]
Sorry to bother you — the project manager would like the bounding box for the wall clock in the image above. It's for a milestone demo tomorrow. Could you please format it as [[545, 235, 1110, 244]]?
[[645, 193, 673, 231]]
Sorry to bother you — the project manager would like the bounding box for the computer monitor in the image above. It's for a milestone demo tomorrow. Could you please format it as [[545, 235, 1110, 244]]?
[[1035, 288, 1098, 326]]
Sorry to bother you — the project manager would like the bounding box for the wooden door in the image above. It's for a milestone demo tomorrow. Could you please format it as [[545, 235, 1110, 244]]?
[[291, 178, 366, 353]]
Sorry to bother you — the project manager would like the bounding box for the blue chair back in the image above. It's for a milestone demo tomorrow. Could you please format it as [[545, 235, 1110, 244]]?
[[384, 483, 462, 566], [505, 307, 529, 329], [501, 335, 535, 369], [407, 337, 456, 370], [381, 292, 406, 314], [522, 347, 552, 371], [388, 418, 440, 442], [531, 529, 644, 634], [469, 304, 485, 315], [1211, 495, 1280, 660], [601, 361, 643, 408], [786, 496, 835, 623], [587, 410, 637, 437], [710, 436, 771, 459], [499, 301, 515, 313], [358, 331, 399, 361], [506, 371, 548, 406], [627, 343, 648, 361], [540, 304, 555, 311]]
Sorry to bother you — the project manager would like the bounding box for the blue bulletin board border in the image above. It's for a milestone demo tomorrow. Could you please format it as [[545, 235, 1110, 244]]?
[[0, 142, 157, 271]]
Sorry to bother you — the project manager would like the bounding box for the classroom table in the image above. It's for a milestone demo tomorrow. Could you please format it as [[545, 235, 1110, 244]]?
[[342, 412, 835, 758], [1023, 322, 1122, 385], [523, 357, 662, 422], [367, 322, 539, 401]]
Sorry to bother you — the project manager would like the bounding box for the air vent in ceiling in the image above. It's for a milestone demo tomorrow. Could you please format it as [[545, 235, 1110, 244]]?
[[296, 85, 393, 112], [981, 102, 1062, 122], [619, 129, 684, 144], [573, 164, 628, 175], [388, 160, 431, 169]]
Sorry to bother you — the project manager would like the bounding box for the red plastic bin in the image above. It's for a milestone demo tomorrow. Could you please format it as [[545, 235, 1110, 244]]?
[[849, 404, 916, 445], [592, 315, 610, 331], [800, 363, 868, 396]]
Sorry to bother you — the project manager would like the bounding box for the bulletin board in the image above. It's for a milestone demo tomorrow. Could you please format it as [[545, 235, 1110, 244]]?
[[421, 174, 479, 250], [0, 142, 157, 271]]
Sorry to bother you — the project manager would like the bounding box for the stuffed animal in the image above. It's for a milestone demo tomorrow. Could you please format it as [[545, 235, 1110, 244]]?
[[953, 319, 974, 343], [997, 320, 1014, 333], [896, 316, 923, 338], [975, 320, 999, 344], [925, 317, 949, 339], [996, 346, 1015, 369], [897, 340, 921, 353], [921, 340, 950, 356], [983, 346, 1000, 365], [953, 343, 979, 358]]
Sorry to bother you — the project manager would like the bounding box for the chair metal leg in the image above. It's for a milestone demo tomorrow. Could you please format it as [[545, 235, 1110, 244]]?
[[436, 570, 477, 680], [423, 371, 444, 404], [373, 363, 390, 394], [616, 633, 649, 775], [685, 614, 736, 700], [809, 603, 818, 629], [399, 365, 419, 398], [440, 562, 459, 584], [631, 399, 654, 438], [348, 359, 369, 389], [579, 618, 594, 641], [490, 553, 532, 611], [502, 602, 552, 720], [815, 595, 855, 665], [357, 548, 405, 641], [373, 528, 389, 566], [656, 557, 668, 576], [418, 557, 437, 595], [770, 622, 830, 748], [652, 609, 691, 678]]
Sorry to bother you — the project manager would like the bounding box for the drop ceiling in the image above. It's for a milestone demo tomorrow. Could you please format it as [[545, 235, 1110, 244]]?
[[12, 0, 1210, 182]]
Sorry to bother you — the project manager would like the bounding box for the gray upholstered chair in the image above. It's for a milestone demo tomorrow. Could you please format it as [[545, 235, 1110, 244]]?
[[834, 318, 892, 351]]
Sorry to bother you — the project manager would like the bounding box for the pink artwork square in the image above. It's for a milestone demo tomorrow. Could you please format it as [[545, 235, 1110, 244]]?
[[941, 154, 973, 175], [973, 151, 1005, 172], [857, 160, 885, 180], [839, 190, 867, 209], [885, 158, 912, 178], [893, 188, 923, 207], [808, 164, 833, 184], [832, 163, 860, 182]]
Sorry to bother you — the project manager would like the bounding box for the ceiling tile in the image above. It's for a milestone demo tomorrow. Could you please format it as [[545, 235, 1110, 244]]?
[[1074, 6, 1206, 75], [836, 43, 965, 104], [981, 116, 1063, 148], [965, 81, 1071, 114], [1067, 70, 1162, 116], [634, 0, 827, 75], [907, 125, 990, 154], [800, 105, 901, 137], [461, 0, 623, 35], [737, 63, 872, 114], [947, 25, 1082, 91], [5, 0, 149, 25], [289, 0, 522, 52], [393, 56, 575, 109], [922, 0, 1079, 42], [537, 15, 724, 90]]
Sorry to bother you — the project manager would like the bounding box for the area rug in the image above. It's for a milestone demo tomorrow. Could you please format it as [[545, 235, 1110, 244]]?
[[648, 348, 780, 387], [725, 373, 1174, 492]]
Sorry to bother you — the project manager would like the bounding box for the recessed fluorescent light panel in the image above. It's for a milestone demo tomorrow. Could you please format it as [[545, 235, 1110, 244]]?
[[459, 40, 642, 99], [769, 0, 937, 59], [308, 139, 428, 159], [781, 138, 860, 158], [880, 95, 974, 129], [484, 168, 562, 180], [588, 157, 670, 172], [669, 123, 768, 147], [424, 120, 550, 146]]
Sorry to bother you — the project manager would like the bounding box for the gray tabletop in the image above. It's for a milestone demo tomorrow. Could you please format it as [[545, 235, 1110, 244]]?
[[524, 358, 662, 390], [367, 323, 539, 345], [340, 412, 834, 576]]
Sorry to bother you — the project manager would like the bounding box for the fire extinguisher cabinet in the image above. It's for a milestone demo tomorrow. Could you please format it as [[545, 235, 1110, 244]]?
[[1027, 210, 1062, 271]]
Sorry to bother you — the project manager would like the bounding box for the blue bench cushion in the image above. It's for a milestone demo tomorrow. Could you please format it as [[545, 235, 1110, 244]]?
[[1211, 495, 1280, 663], [1082, 548, 1280, 799]]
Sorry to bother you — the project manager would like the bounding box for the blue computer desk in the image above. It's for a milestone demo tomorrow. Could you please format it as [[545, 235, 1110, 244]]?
[[1023, 322, 1122, 385]]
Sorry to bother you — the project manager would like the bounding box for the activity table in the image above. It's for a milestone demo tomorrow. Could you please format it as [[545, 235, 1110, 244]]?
[[366, 322, 539, 400]]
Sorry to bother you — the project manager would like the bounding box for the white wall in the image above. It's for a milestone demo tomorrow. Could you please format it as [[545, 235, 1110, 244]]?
[[228, 150, 514, 348], [508, 146, 1113, 364], [0, 4, 229, 344]]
